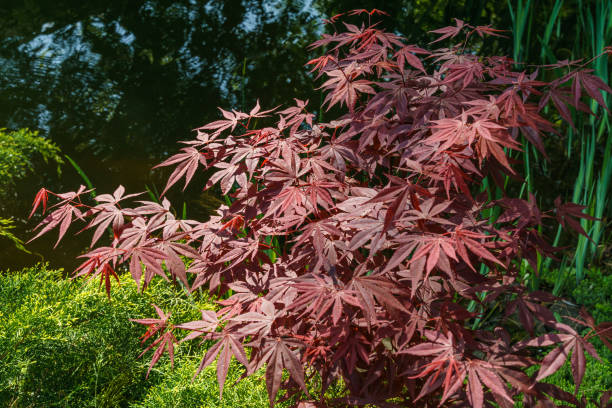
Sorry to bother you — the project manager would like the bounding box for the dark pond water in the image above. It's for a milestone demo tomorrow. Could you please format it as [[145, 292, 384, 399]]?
[[0, 0, 328, 271], [0, 0, 508, 271]]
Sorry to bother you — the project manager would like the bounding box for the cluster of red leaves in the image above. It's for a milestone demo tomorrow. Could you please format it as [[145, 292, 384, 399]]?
[[30, 12, 612, 408]]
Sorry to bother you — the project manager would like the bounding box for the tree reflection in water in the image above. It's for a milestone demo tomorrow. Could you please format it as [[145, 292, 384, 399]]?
[[0, 0, 505, 269]]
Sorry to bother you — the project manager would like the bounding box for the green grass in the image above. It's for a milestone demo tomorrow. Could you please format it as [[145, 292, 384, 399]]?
[[0, 264, 272, 408], [571, 268, 612, 364]]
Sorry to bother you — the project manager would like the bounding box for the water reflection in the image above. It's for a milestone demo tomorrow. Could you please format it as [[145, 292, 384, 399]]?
[[0, 0, 508, 271], [0, 0, 322, 270]]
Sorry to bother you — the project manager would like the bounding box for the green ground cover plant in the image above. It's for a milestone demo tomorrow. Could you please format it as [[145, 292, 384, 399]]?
[[0, 264, 275, 408], [1, 264, 610, 407]]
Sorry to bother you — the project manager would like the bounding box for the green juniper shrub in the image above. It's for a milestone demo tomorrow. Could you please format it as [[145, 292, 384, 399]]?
[[534, 267, 612, 404], [131, 357, 273, 408], [0, 128, 63, 191], [573, 269, 612, 326], [572, 268, 612, 362], [0, 128, 63, 252], [0, 264, 273, 408], [0, 217, 29, 253], [543, 354, 612, 407]]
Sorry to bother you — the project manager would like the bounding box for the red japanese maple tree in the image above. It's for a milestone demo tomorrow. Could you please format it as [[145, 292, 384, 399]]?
[[30, 11, 612, 407]]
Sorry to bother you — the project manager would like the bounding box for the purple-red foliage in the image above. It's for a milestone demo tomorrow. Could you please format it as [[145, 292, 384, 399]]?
[[29, 11, 612, 407]]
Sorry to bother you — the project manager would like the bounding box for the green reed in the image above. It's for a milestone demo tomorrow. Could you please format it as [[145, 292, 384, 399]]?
[[507, 0, 612, 292]]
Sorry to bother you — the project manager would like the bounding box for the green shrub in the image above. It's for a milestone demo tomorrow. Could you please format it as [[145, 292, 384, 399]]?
[[0, 264, 271, 407], [132, 358, 272, 408], [572, 268, 612, 363], [0, 128, 63, 251], [519, 352, 612, 408], [0, 217, 29, 253], [1, 265, 608, 407], [544, 354, 612, 407], [533, 267, 612, 404], [573, 269, 612, 325], [0, 128, 62, 192]]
